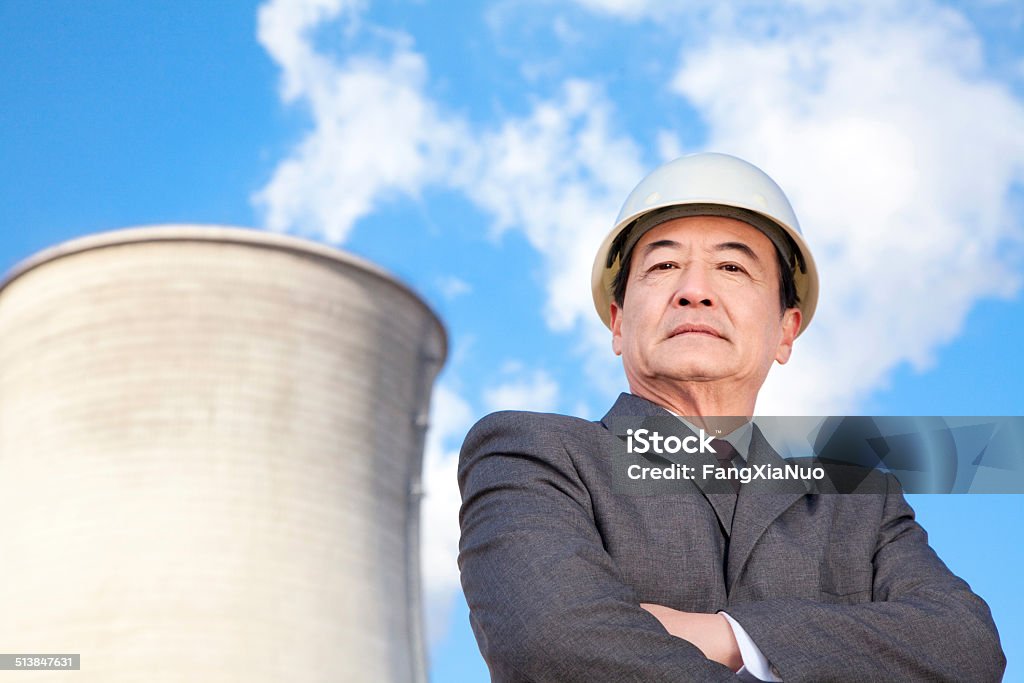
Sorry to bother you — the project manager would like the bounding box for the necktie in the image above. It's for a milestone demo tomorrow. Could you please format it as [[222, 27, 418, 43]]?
[[710, 438, 741, 494]]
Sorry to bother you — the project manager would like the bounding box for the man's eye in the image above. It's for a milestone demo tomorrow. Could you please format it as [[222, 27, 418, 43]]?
[[649, 262, 676, 271], [721, 264, 745, 274]]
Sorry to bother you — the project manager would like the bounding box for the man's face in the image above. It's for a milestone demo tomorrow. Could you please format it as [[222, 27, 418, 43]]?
[[609, 216, 801, 397]]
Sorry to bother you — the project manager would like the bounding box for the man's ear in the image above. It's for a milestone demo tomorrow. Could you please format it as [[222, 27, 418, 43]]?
[[609, 301, 624, 357], [775, 307, 801, 364]]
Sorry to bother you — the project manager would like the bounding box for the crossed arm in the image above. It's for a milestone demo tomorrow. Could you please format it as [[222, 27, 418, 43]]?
[[457, 412, 1005, 682], [638, 605, 743, 671]]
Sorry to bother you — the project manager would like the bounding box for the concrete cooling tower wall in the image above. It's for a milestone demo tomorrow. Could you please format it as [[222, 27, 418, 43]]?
[[0, 226, 447, 682]]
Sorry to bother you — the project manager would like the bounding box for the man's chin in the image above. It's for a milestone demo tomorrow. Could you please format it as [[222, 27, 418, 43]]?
[[655, 363, 728, 383]]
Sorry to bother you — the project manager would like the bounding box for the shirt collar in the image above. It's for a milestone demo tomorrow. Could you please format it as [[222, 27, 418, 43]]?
[[666, 410, 754, 462]]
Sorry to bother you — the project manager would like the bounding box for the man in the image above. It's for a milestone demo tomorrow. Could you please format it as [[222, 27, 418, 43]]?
[[457, 153, 1005, 681]]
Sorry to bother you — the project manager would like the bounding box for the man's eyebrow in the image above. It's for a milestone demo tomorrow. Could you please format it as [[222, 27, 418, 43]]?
[[640, 239, 680, 257], [714, 241, 761, 263], [640, 239, 762, 264]]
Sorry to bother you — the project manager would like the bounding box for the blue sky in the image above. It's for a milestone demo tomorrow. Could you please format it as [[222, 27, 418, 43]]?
[[2, 0, 1023, 679]]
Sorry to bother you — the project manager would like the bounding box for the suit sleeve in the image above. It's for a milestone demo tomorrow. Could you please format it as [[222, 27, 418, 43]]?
[[457, 411, 739, 682], [724, 475, 1006, 682]]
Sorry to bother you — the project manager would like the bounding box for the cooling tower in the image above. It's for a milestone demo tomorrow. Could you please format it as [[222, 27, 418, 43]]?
[[0, 226, 446, 682]]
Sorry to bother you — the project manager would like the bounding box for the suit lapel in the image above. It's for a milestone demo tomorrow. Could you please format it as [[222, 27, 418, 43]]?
[[601, 395, 812, 593], [726, 425, 809, 592], [600, 393, 739, 535]]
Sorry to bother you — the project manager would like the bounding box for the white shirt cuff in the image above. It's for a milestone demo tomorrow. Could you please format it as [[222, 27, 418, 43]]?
[[720, 611, 782, 682]]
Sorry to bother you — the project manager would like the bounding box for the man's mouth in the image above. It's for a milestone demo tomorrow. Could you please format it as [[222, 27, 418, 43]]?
[[668, 323, 724, 339]]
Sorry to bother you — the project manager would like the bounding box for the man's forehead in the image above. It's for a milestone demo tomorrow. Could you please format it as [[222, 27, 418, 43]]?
[[634, 215, 776, 255]]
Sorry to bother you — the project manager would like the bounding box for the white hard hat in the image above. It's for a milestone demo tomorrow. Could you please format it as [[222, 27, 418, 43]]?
[[591, 152, 819, 336]]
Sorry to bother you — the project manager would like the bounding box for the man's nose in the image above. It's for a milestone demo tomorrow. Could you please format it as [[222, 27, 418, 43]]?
[[673, 266, 714, 308]]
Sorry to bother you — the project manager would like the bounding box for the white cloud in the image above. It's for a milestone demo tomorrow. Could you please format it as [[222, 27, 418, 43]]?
[[419, 384, 474, 647], [667, 3, 1024, 413], [482, 365, 561, 413], [458, 80, 648, 401], [435, 275, 472, 300], [464, 80, 645, 331], [655, 129, 684, 162], [256, 0, 364, 102], [254, 0, 465, 243], [552, 14, 583, 44], [569, 0, 845, 22], [570, 0, 665, 21], [557, 1, 1024, 414]]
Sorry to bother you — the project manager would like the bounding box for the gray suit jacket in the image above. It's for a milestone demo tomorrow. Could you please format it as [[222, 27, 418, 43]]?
[[457, 393, 1005, 682]]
